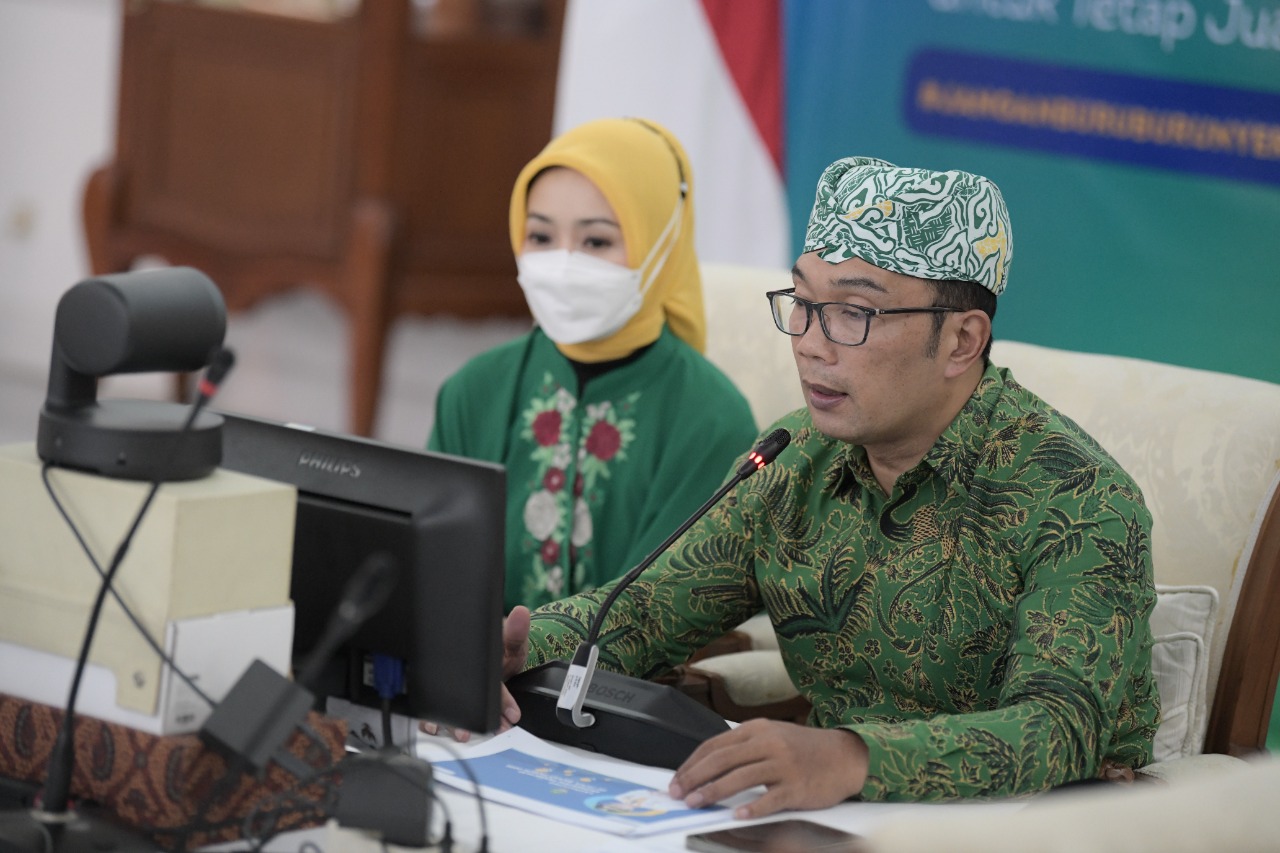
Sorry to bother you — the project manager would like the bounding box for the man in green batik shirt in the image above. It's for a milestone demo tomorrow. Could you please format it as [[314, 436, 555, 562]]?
[[492, 157, 1160, 816]]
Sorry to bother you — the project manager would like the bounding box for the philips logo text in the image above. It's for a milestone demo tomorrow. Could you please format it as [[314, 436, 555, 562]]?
[[297, 452, 361, 478]]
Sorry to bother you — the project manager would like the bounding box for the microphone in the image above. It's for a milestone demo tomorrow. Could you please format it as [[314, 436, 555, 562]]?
[[194, 347, 236, 403], [295, 552, 399, 692], [0, 350, 235, 853], [506, 428, 791, 769], [200, 551, 399, 773]]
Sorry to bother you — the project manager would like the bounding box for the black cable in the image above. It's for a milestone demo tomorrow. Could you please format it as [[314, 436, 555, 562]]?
[[39, 459, 172, 813], [423, 740, 489, 853], [380, 698, 395, 752], [39, 462, 216, 708], [170, 752, 254, 853], [36, 351, 235, 816], [176, 698, 340, 850], [430, 794, 453, 851], [150, 754, 336, 853], [163, 759, 249, 853], [242, 754, 351, 853]]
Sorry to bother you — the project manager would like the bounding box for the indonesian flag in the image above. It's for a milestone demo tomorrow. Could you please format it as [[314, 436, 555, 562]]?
[[553, 0, 790, 268]]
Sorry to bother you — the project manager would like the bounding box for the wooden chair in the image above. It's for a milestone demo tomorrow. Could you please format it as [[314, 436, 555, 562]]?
[[684, 262, 1280, 764], [83, 0, 562, 435]]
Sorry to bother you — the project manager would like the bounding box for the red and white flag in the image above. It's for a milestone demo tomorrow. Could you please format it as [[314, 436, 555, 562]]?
[[553, 0, 789, 268]]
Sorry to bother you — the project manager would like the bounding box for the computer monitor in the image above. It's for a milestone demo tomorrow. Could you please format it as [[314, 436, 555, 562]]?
[[217, 412, 506, 734]]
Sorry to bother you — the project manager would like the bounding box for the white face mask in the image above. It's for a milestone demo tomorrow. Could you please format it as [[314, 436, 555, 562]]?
[[516, 198, 684, 345], [517, 251, 644, 344]]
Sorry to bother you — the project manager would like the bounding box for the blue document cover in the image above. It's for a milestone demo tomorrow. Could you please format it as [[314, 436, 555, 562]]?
[[432, 748, 728, 836]]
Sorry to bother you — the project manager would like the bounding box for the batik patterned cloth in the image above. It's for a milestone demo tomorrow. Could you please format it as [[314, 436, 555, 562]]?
[[525, 363, 1160, 801], [803, 156, 1013, 295], [0, 694, 346, 850], [430, 326, 757, 612]]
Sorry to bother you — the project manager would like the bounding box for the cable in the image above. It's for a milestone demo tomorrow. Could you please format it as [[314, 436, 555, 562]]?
[[422, 739, 489, 853], [380, 699, 395, 752], [154, 755, 337, 853], [430, 794, 453, 851], [38, 453, 177, 814], [242, 754, 351, 853], [39, 462, 215, 708], [371, 653, 405, 751]]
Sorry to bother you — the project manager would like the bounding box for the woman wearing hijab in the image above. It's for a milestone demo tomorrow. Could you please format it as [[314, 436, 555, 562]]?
[[428, 118, 757, 612]]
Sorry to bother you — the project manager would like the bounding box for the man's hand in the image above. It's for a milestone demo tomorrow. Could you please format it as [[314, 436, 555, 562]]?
[[502, 605, 532, 679], [419, 605, 533, 741], [668, 719, 869, 819]]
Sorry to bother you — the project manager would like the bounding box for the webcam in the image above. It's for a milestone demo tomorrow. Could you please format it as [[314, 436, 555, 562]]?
[[36, 267, 227, 481]]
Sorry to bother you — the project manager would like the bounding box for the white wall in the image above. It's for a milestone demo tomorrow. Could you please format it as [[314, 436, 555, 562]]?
[[0, 0, 119, 378]]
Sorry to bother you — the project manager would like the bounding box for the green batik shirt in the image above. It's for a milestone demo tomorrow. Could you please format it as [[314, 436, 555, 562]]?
[[429, 326, 757, 613], [526, 363, 1160, 801]]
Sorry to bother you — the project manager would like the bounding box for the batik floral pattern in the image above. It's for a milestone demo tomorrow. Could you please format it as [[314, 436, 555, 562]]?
[[518, 373, 639, 606], [526, 364, 1160, 801]]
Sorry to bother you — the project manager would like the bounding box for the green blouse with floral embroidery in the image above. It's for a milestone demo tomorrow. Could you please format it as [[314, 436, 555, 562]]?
[[524, 363, 1161, 801], [429, 326, 757, 612]]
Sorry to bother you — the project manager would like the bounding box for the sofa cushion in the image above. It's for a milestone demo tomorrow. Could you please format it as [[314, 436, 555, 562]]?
[[1149, 585, 1218, 762]]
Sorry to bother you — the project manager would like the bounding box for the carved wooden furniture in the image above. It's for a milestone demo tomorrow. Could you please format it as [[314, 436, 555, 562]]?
[[84, 0, 561, 435]]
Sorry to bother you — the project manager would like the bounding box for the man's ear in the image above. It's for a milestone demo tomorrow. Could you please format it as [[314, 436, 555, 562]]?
[[944, 310, 991, 378]]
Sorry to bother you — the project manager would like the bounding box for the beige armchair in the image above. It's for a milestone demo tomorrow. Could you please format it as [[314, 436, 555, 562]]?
[[684, 262, 1280, 773]]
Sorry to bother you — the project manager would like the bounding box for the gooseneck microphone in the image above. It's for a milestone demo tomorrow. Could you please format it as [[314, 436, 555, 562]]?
[[197, 549, 400, 772], [506, 428, 791, 769], [556, 428, 791, 729], [294, 552, 399, 692], [1, 349, 236, 853]]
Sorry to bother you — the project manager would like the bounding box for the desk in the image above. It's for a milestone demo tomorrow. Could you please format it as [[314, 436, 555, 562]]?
[[275, 754, 1280, 853], [253, 731, 1026, 853], [414, 781, 1012, 853]]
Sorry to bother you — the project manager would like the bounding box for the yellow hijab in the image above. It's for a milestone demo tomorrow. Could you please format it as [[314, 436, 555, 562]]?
[[509, 117, 706, 362]]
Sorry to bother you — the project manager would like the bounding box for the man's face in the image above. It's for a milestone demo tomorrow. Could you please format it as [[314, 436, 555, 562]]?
[[789, 251, 952, 451]]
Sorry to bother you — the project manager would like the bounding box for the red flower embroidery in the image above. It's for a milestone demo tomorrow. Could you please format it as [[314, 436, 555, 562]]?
[[543, 467, 566, 492], [540, 538, 560, 565], [532, 410, 562, 447], [573, 473, 584, 497], [586, 420, 622, 461]]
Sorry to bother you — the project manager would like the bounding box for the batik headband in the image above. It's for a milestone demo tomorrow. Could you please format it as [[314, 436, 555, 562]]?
[[802, 156, 1013, 295]]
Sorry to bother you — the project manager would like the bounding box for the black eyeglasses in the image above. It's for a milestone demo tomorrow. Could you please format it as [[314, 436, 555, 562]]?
[[766, 288, 961, 347]]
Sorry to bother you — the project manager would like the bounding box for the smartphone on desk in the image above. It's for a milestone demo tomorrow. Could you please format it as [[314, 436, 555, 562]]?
[[686, 819, 861, 852]]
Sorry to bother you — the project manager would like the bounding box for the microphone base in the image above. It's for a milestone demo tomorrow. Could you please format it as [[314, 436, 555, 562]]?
[[506, 661, 730, 770], [37, 400, 222, 482], [0, 805, 157, 853]]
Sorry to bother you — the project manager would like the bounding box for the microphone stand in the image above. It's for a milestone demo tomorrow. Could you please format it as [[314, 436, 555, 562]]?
[[0, 350, 234, 853], [506, 428, 791, 769]]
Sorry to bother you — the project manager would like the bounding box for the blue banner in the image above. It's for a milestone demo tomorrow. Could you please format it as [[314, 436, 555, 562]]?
[[904, 48, 1280, 186], [783, 0, 1280, 386]]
